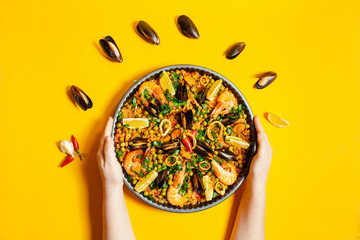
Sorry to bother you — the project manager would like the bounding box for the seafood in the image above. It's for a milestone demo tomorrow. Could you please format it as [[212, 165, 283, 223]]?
[[115, 69, 251, 207], [138, 81, 168, 107], [70, 85, 93, 111], [211, 160, 238, 185], [136, 21, 160, 45], [210, 90, 237, 120], [99, 36, 123, 62], [124, 149, 145, 178], [177, 15, 200, 39], [226, 42, 246, 60], [255, 71, 277, 89], [167, 166, 192, 206]]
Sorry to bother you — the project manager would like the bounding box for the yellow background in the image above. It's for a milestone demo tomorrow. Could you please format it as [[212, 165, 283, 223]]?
[[0, 0, 359, 239]]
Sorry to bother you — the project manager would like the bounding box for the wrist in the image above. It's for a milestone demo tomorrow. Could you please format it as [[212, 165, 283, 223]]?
[[104, 181, 124, 195], [246, 175, 266, 193]]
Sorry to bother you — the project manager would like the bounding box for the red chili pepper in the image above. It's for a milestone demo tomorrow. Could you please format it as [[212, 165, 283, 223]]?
[[71, 135, 82, 160], [190, 130, 197, 137], [114, 132, 121, 142], [171, 120, 177, 128], [182, 137, 192, 152], [60, 155, 74, 168]]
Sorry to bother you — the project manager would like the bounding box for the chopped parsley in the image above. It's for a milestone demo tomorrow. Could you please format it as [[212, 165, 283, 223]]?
[[132, 97, 137, 109]]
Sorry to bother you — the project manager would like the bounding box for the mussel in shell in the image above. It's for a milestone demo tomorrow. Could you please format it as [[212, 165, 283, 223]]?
[[136, 21, 160, 45], [226, 42, 246, 60], [70, 85, 93, 111], [191, 170, 202, 193], [217, 148, 237, 161], [177, 15, 200, 39], [129, 138, 148, 150], [221, 113, 238, 126], [175, 83, 188, 102], [161, 141, 179, 153], [147, 102, 159, 117], [194, 141, 213, 157], [255, 71, 277, 89], [99, 36, 123, 63], [155, 170, 168, 188], [180, 111, 193, 129], [197, 88, 208, 105]]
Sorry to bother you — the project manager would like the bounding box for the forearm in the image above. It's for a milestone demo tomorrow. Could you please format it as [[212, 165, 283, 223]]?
[[231, 178, 266, 240], [103, 184, 136, 240]]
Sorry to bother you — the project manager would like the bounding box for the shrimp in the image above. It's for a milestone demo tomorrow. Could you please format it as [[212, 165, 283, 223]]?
[[167, 166, 192, 206], [211, 160, 238, 185], [123, 149, 144, 178], [138, 81, 168, 107], [210, 90, 237, 120], [181, 70, 195, 86]]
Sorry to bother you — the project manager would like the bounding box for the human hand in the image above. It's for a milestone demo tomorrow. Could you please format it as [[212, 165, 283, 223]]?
[[97, 117, 124, 190], [248, 115, 273, 188]]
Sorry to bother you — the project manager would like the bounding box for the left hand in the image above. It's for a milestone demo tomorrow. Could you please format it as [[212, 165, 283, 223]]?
[[97, 117, 124, 189]]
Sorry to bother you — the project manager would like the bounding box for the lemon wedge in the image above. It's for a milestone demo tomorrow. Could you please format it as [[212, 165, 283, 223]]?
[[225, 136, 250, 149], [206, 79, 222, 101], [122, 118, 149, 129], [159, 71, 175, 96], [202, 175, 214, 201], [134, 171, 158, 193], [266, 112, 289, 128]]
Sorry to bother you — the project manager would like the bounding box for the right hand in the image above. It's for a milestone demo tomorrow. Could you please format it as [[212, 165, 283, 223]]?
[[248, 115, 273, 187]]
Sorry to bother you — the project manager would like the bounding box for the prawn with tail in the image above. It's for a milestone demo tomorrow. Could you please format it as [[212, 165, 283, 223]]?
[[167, 166, 192, 206]]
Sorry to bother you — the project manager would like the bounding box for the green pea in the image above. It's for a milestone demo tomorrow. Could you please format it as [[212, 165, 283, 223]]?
[[149, 130, 154, 135], [161, 191, 166, 196], [168, 174, 173, 179], [154, 153, 158, 158], [158, 159, 163, 164], [154, 160, 158, 164], [148, 163, 153, 169], [163, 123, 168, 129], [121, 147, 126, 152], [201, 136, 205, 141], [144, 191, 149, 196], [246, 124, 250, 129], [201, 109, 206, 114], [144, 131, 149, 136], [175, 70, 180, 74], [179, 75, 184, 80], [220, 86, 225, 91], [191, 126, 196, 130], [203, 122, 208, 126], [175, 123, 180, 128], [198, 117, 203, 122], [207, 83, 212, 88], [147, 143, 151, 147], [151, 151, 156, 155], [168, 180, 173, 185], [141, 105, 145, 109], [153, 166, 158, 171], [132, 179, 137, 185], [137, 129, 141, 134], [127, 105, 131, 109], [116, 123, 122, 128], [129, 141, 133, 146], [243, 114, 247, 118], [229, 146, 234, 152], [162, 162, 166, 167], [214, 151, 218, 155], [157, 133, 161, 138], [129, 129, 133, 133], [158, 149, 163, 154], [158, 114, 163, 119], [120, 142, 126, 147], [158, 195, 163, 200], [234, 162, 239, 167], [153, 126, 159, 131], [239, 163, 243, 168], [211, 145, 215, 150], [189, 171, 193, 176], [210, 79, 215, 84], [234, 106, 238, 110], [191, 87, 196, 92], [144, 111, 149, 116], [136, 115, 141, 118], [193, 117, 197, 122]]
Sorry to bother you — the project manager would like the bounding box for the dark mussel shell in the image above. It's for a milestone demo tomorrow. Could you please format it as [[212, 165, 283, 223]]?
[[194, 141, 213, 157], [175, 83, 188, 102], [177, 15, 200, 39], [147, 102, 159, 116], [129, 138, 148, 150], [191, 170, 202, 193], [136, 21, 160, 45], [226, 42, 246, 60], [255, 71, 277, 89], [99, 36, 123, 63], [71, 85, 93, 111], [155, 170, 168, 188], [180, 111, 193, 129], [161, 141, 179, 153], [221, 113, 238, 126], [217, 148, 237, 161], [197, 87, 208, 105]]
